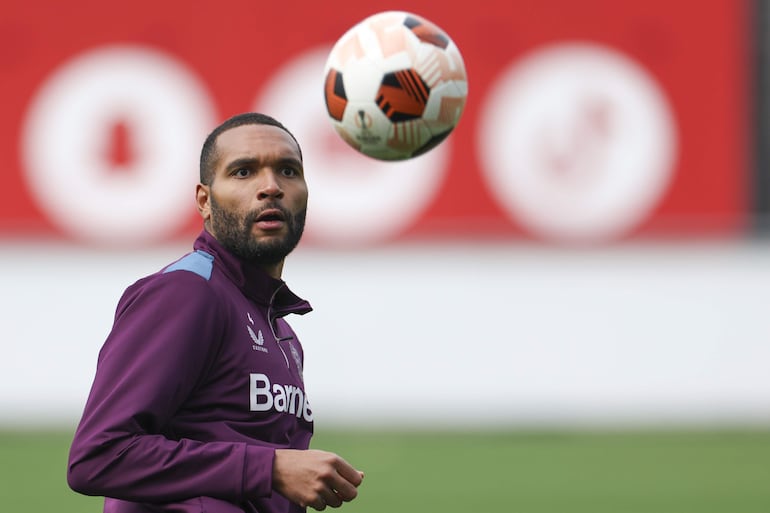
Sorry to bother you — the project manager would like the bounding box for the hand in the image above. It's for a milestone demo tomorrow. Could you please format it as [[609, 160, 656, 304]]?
[[272, 449, 364, 510]]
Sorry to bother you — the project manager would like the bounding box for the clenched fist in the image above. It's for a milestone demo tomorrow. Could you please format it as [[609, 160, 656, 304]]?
[[272, 449, 365, 510]]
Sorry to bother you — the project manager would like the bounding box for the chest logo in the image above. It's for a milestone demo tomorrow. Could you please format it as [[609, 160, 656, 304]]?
[[246, 312, 268, 353], [288, 342, 303, 378]]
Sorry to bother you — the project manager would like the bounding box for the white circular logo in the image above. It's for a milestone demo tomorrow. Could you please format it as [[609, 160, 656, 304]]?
[[253, 46, 450, 246], [478, 42, 677, 243], [22, 45, 216, 245]]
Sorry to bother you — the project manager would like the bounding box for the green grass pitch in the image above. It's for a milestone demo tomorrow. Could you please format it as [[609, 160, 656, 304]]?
[[1, 428, 768, 513]]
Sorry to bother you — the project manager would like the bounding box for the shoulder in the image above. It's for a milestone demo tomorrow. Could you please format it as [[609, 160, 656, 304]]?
[[162, 250, 215, 280], [118, 251, 222, 317]]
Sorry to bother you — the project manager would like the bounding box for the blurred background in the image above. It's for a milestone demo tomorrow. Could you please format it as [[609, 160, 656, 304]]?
[[1, 0, 769, 511]]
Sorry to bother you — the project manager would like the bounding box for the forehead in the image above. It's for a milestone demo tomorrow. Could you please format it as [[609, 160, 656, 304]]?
[[215, 124, 301, 164]]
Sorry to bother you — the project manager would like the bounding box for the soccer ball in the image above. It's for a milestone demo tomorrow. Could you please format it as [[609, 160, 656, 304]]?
[[323, 11, 468, 161]]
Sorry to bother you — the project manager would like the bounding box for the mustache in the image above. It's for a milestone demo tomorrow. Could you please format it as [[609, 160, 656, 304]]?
[[244, 204, 292, 225]]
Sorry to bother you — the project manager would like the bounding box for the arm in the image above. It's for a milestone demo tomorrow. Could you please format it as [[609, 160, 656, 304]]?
[[67, 272, 274, 503]]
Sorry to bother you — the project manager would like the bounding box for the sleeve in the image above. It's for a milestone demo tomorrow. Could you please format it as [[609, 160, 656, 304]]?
[[67, 271, 275, 503]]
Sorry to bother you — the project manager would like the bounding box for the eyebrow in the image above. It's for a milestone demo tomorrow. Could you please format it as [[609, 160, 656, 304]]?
[[225, 156, 303, 172]]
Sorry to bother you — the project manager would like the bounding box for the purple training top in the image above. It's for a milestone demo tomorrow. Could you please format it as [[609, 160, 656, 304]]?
[[68, 230, 314, 513]]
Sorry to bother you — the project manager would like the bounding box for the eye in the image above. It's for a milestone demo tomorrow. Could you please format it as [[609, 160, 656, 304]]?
[[280, 166, 300, 178], [233, 168, 251, 178]]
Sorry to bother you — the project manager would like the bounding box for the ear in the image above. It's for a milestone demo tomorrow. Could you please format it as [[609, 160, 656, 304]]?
[[196, 183, 211, 222]]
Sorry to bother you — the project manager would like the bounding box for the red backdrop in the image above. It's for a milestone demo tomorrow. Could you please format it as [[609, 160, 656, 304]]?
[[0, 0, 750, 245]]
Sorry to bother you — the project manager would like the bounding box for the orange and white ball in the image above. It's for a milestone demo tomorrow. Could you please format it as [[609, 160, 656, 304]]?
[[324, 11, 468, 161]]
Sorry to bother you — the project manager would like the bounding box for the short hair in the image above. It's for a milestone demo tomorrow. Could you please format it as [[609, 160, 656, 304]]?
[[199, 112, 303, 185]]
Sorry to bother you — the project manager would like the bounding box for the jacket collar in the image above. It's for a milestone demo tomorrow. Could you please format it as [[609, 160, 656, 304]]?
[[193, 229, 312, 317]]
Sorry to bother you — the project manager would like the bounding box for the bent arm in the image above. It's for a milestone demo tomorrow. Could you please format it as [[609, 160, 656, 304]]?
[[67, 273, 274, 503]]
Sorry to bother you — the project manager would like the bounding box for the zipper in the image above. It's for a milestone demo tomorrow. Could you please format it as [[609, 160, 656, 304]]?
[[268, 284, 292, 369]]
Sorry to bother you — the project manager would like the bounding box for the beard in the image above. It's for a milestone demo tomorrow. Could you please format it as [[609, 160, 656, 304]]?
[[209, 195, 306, 266]]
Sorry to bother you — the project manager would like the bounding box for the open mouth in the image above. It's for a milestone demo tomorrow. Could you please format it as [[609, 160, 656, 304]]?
[[254, 208, 286, 230], [256, 209, 285, 222]]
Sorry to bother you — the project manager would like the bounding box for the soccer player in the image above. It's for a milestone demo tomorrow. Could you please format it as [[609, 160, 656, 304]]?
[[67, 113, 364, 513]]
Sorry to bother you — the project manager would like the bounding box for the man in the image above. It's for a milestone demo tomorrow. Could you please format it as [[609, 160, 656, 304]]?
[[68, 112, 364, 513]]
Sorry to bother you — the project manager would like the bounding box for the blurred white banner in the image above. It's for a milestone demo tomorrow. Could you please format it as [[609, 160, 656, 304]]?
[[2, 242, 769, 428]]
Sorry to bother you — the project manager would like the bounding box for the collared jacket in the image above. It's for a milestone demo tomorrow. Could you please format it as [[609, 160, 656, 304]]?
[[68, 230, 314, 513]]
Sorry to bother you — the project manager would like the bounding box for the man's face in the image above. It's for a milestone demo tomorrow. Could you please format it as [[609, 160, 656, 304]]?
[[197, 124, 308, 270]]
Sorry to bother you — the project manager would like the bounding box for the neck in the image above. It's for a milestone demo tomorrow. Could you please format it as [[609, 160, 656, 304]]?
[[262, 260, 284, 280]]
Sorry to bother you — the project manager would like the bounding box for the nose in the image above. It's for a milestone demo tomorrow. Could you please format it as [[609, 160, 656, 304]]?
[[257, 169, 284, 200]]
